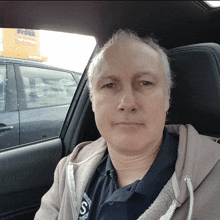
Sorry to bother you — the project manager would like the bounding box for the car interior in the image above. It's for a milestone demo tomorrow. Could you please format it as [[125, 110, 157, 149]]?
[[1, 1, 220, 219]]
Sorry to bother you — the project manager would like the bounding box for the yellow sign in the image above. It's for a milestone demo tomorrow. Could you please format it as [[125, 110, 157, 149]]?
[[0, 28, 47, 62]]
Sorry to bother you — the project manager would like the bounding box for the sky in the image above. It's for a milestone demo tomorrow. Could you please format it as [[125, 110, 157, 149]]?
[[39, 30, 96, 73]]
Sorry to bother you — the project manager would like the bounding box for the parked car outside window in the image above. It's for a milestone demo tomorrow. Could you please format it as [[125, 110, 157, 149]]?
[[0, 59, 81, 149]]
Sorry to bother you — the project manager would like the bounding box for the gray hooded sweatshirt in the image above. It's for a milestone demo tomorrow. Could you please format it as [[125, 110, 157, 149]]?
[[34, 124, 220, 220]]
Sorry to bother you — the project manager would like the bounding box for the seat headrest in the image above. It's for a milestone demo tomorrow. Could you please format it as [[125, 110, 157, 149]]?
[[167, 43, 220, 137]]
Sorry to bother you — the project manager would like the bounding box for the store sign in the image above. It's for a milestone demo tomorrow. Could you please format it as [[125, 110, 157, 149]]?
[[17, 29, 35, 36], [0, 28, 47, 62], [16, 29, 37, 46]]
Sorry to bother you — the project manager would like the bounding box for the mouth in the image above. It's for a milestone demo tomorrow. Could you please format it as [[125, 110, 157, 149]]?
[[114, 122, 144, 132], [115, 122, 144, 126]]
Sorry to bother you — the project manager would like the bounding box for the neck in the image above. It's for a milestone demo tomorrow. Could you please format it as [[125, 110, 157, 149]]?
[[107, 140, 162, 188]]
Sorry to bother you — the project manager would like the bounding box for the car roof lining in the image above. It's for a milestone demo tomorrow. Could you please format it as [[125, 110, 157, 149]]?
[[1, 1, 219, 49]]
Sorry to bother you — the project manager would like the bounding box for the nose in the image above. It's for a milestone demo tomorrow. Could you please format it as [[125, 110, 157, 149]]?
[[117, 85, 137, 112]]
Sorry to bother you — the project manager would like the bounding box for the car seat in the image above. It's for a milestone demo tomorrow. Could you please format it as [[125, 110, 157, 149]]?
[[167, 43, 220, 137]]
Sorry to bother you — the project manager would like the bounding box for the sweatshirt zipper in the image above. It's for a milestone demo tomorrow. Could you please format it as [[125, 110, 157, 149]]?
[[166, 200, 177, 220], [159, 199, 177, 220]]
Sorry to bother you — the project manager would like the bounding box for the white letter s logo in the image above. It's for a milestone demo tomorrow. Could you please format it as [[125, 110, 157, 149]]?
[[80, 201, 88, 215]]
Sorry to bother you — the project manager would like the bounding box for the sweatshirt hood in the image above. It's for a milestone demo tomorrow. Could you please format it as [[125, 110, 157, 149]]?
[[166, 124, 220, 205]]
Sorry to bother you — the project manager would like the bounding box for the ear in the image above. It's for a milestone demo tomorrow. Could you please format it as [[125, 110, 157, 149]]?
[[165, 90, 170, 112], [89, 93, 94, 112]]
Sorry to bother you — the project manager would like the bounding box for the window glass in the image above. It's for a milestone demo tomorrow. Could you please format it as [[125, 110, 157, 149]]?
[[0, 65, 6, 112], [20, 66, 78, 109], [205, 1, 220, 8], [0, 28, 96, 147]]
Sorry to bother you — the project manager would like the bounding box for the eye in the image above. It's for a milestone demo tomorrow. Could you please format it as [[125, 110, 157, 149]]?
[[141, 81, 152, 86], [103, 83, 114, 88]]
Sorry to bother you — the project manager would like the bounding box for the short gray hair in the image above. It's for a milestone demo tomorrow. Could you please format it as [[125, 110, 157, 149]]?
[[87, 29, 173, 98]]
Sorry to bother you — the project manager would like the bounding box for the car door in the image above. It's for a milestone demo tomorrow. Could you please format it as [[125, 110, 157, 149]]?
[[0, 64, 19, 149]]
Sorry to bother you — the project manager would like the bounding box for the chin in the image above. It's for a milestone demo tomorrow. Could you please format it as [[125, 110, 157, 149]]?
[[112, 136, 149, 153]]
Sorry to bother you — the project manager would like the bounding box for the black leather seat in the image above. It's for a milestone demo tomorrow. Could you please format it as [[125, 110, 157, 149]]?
[[167, 43, 220, 137]]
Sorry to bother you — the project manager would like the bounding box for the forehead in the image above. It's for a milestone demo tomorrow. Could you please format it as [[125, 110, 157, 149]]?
[[94, 39, 164, 80], [103, 39, 159, 60]]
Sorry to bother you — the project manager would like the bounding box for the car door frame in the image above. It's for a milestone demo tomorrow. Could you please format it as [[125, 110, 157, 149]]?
[[60, 45, 100, 156]]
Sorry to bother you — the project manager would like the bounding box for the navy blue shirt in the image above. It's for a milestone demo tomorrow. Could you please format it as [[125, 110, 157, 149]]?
[[78, 128, 179, 220]]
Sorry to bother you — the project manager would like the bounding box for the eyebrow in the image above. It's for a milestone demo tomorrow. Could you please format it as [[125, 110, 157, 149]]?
[[96, 75, 120, 85], [96, 71, 158, 85], [133, 71, 158, 80]]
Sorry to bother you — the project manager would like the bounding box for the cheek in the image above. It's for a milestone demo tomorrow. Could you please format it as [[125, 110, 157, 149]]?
[[142, 89, 166, 106], [142, 93, 167, 118], [92, 96, 114, 125]]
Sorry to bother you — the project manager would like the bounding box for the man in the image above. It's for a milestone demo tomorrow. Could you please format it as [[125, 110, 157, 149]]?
[[34, 30, 220, 220]]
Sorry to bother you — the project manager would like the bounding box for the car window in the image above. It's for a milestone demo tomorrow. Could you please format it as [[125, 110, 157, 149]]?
[[0, 28, 96, 148], [0, 65, 6, 112], [20, 66, 78, 109]]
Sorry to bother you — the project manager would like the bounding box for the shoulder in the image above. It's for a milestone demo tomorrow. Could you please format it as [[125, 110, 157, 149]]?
[[57, 137, 107, 171]]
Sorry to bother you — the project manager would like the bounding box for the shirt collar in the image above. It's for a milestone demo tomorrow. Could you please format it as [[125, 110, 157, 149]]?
[[105, 153, 115, 175], [97, 149, 115, 177]]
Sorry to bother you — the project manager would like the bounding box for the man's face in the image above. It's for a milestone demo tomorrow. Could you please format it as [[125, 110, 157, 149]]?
[[90, 39, 169, 155]]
